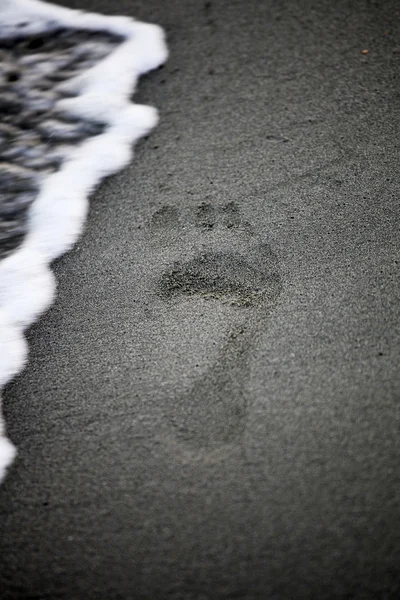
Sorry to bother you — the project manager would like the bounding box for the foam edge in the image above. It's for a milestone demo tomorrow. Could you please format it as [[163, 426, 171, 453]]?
[[0, 0, 168, 483]]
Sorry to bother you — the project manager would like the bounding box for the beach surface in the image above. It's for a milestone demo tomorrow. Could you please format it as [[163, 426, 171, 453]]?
[[1, 0, 400, 598]]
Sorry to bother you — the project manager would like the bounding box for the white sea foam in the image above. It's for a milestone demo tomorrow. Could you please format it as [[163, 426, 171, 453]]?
[[0, 0, 168, 482]]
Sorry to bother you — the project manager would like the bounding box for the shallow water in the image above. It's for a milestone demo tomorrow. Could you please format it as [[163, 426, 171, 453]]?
[[0, 0, 167, 482], [0, 27, 122, 258]]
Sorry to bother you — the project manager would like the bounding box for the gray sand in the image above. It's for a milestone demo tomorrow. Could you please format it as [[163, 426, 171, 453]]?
[[1, 0, 400, 598]]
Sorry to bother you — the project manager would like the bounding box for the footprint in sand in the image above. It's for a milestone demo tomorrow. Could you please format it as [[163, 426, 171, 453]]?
[[145, 201, 282, 463]]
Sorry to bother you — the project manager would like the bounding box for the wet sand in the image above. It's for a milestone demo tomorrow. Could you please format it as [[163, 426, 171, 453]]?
[[1, 0, 400, 598]]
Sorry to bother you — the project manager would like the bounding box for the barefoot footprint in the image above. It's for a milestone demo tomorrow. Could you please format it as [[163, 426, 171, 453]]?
[[148, 201, 282, 462]]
